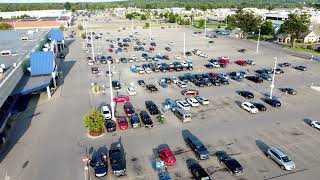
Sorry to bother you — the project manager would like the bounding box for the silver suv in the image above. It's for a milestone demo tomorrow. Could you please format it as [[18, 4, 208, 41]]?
[[266, 146, 295, 170]]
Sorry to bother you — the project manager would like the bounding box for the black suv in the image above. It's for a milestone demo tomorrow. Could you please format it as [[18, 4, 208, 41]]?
[[112, 80, 122, 90], [109, 144, 126, 176], [238, 91, 254, 99], [139, 111, 154, 128], [280, 88, 297, 95], [89, 153, 108, 177], [246, 76, 263, 83], [146, 84, 158, 92], [138, 80, 146, 87], [219, 156, 243, 176], [185, 134, 209, 160], [264, 98, 281, 107], [145, 101, 160, 115], [105, 119, 116, 132], [188, 161, 211, 180]]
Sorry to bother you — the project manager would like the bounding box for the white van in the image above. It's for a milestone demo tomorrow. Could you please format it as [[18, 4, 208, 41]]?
[[173, 107, 191, 122]]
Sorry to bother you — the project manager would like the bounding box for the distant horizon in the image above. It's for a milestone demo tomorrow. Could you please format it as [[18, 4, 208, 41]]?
[[0, 0, 124, 3]]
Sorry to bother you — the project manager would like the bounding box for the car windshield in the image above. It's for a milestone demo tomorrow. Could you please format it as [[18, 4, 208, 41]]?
[[103, 111, 109, 114], [250, 105, 255, 109], [282, 156, 291, 162], [168, 156, 175, 161], [198, 145, 207, 151]]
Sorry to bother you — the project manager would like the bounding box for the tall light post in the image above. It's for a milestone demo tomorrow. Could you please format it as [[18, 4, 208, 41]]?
[[269, 57, 278, 99], [256, 27, 261, 53], [85, 20, 88, 43], [90, 31, 95, 61], [108, 61, 115, 120], [131, 18, 133, 34], [149, 25, 152, 42], [183, 32, 186, 58], [204, 19, 207, 37]]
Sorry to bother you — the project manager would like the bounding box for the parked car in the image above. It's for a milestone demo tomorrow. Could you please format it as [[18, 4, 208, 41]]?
[[127, 86, 136, 96], [259, 73, 272, 81], [188, 161, 211, 180], [294, 65, 307, 71], [176, 100, 191, 111], [280, 88, 297, 95], [165, 47, 171, 51], [101, 105, 111, 119], [91, 67, 99, 74], [195, 96, 209, 105], [146, 84, 158, 93], [137, 80, 146, 87], [113, 95, 130, 103], [109, 144, 126, 176], [129, 114, 141, 128], [246, 76, 263, 83], [112, 80, 122, 90], [246, 60, 256, 65], [311, 121, 320, 130], [186, 97, 200, 107], [278, 62, 291, 67], [241, 102, 258, 114], [159, 146, 176, 166], [105, 119, 116, 132], [219, 156, 243, 176], [252, 103, 267, 111], [185, 134, 209, 160], [235, 60, 247, 66], [116, 116, 129, 130], [238, 48, 246, 53], [145, 101, 160, 115], [89, 153, 108, 177], [264, 98, 281, 107], [266, 146, 295, 170], [139, 111, 154, 128], [124, 102, 135, 116], [181, 89, 199, 96], [238, 91, 254, 99]]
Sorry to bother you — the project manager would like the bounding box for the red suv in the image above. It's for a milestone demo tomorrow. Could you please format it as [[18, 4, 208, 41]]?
[[235, 60, 247, 66], [124, 102, 135, 116], [218, 58, 230, 65]]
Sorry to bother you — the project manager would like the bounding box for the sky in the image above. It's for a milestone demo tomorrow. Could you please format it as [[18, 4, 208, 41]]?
[[0, 0, 121, 3]]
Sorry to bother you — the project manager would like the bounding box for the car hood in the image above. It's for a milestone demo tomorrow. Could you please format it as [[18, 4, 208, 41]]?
[[94, 166, 107, 175], [284, 160, 295, 168], [111, 162, 126, 171]]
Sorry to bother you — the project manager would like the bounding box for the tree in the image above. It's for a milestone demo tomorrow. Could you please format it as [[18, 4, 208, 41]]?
[[83, 108, 105, 136], [77, 24, 83, 30], [200, 4, 208, 11], [140, 14, 147, 20], [197, 19, 205, 29], [64, 2, 71, 10], [144, 22, 150, 28], [227, 10, 262, 38], [260, 20, 274, 35], [185, 4, 192, 11], [125, 13, 134, 20], [280, 13, 310, 47], [59, 24, 65, 30], [81, 32, 86, 39]]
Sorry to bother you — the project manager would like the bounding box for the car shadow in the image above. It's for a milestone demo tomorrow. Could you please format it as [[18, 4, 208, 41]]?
[[302, 118, 312, 126], [234, 100, 242, 108], [186, 158, 198, 169], [255, 140, 270, 155]]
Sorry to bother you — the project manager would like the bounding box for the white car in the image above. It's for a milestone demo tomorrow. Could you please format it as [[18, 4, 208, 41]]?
[[101, 105, 111, 119], [195, 96, 209, 105], [177, 81, 187, 88], [127, 86, 136, 96], [174, 56, 181, 60], [129, 58, 134, 63], [87, 60, 94, 66], [241, 102, 258, 114], [311, 121, 320, 130], [199, 53, 208, 58], [180, 61, 189, 68], [186, 97, 200, 107], [135, 58, 140, 62], [176, 100, 191, 111], [168, 41, 174, 45], [131, 55, 137, 59], [115, 58, 120, 63], [140, 57, 146, 61], [145, 67, 152, 74], [210, 62, 220, 68], [172, 77, 179, 84]]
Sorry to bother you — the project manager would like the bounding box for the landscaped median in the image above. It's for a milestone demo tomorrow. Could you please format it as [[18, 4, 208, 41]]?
[[287, 47, 320, 55]]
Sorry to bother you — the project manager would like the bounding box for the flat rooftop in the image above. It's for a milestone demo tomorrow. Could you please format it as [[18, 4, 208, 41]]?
[[0, 29, 47, 68]]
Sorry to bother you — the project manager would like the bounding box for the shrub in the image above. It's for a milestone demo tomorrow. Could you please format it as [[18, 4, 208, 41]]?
[[83, 108, 105, 136], [77, 25, 83, 30]]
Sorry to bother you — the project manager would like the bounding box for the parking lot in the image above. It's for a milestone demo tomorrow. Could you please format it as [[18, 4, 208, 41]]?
[[1, 16, 320, 180]]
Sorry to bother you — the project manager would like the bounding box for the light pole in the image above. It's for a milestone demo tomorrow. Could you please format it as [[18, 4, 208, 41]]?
[[85, 20, 88, 43], [131, 18, 133, 34], [90, 31, 95, 61], [269, 57, 278, 99], [204, 19, 207, 37], [256, 27, 261, 53], [149, 25, 152, 42], [108, 61, 115, 120], [183, 32, 186, 58]]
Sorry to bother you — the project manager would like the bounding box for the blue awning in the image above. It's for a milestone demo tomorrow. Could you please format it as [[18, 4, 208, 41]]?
[[30, 51, 55, 76], [49, 29, 64, 41]]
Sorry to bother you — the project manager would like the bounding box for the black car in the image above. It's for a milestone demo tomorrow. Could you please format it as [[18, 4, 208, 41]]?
[[256, 69, 272, 74], [105, 119, 116, 132], [280, 88, 297, 95], [246, 76, 263, 83], [129, 114, 141, 128], [112, 80, 121, 90], [238, 48, 246, 53], [58, 52, 65, 58], [294, 65, 307, 71], [264, 98, 281, 107], [145, 101, 160, 115], [220, 156, 243, 176], [278, 62, 291, 67], [146, 84, 158, 92], [138, 80, 146, 87], [252, 103, 266, 111], [151, 42, 156, 46], [219, 78, 229, 85], [120, 57, 128, 63], [188, 162, 211, 180], [185, 51, 192, 56], [238, 91, 254, 99], [89, 153, 108, 177], [109, 145, 126, 176], [139, 111, 154, 128], [165, 47, 171, 51], [185, 134, 209, 160], [272, 68, 284, 74]]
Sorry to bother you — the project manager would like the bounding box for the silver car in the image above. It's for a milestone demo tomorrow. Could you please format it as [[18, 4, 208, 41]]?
[[266, 146, 295, 170]]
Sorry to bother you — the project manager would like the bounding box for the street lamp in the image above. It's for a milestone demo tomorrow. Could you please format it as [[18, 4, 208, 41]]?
[[256, 27, 261, 53], [108, 61, 115, 120], [269, 57, 278, 99], [204, 19, 207, 37], [183, 32, 186, 58]]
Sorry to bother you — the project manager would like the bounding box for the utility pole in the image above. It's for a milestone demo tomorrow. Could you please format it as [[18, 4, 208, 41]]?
[[131, 18, 133, 34], [183, 32, 186, 58], [204, 19, 207, 37], [90, 31, 95, 61], [269, 57, 278, 99], [85, 20, 88, 43], [256, 28, 261, 53], [108, 61, 115, 120]]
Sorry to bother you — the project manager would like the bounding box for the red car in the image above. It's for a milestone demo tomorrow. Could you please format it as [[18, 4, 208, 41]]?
[[108, 48, 113, 52], [124, 102, 135, 116], [163, 55, 170, 60], [113, 95, 130, 103], [116, 116, 129, 130], [159, 147, 176, 166], [235, 60, 247, 66], [149, 47, 155, 51], [181, 89, 199, 96], [218, 58, 230, 65], [208, 73, 220, 79]]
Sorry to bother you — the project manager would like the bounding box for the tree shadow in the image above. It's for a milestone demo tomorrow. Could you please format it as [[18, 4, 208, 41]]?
[[255, 140, 270, 155]]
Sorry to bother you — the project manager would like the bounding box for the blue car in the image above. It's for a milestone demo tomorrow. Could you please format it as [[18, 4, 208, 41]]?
[[89, 153, 108, 177]]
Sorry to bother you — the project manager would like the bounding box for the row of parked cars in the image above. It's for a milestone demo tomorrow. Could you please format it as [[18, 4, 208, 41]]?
[[131, 60, 193, 74]]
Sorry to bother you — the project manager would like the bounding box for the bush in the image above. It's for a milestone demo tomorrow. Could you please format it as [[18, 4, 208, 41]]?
[[316, 46, 320, 52], [81, 32, 86, 39], [83, 108, 105, 136], [0, 22, 12, 30], [144, 22, 150, 28], [59, 24, 65, 30], [306, 45, 313, 50], [77, 25, 83, 30]]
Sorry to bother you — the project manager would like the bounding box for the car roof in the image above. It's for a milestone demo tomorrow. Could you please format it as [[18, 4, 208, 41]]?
[[270, 146, 288, 157], [101, 106, 110, 111]]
